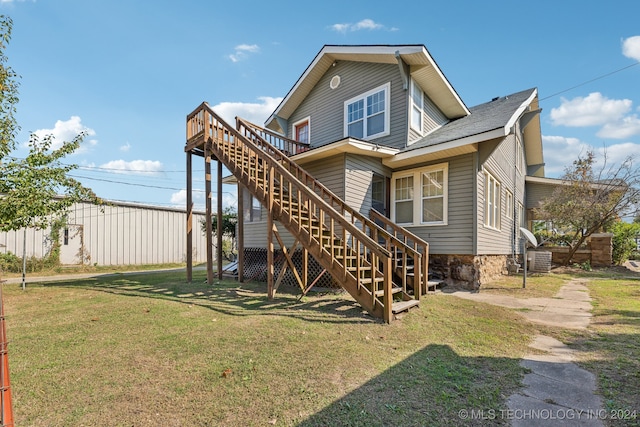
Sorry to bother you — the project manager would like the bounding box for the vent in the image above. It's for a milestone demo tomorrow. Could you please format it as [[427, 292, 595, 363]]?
[[330, 75, 341, 89]]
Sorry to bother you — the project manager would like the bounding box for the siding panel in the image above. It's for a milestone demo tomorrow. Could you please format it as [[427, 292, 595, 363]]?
[[401, 154, 475, 254], [288, 61, 408, 150]]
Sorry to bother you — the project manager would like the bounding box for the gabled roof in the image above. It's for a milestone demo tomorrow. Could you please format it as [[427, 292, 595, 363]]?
[[265, 44, 470, 132], [385, 88, 544, 171], [404, 88, 537, 152]]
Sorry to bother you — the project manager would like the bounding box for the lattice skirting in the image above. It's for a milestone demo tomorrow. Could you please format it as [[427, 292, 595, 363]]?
[[242, 248, 337, 289]]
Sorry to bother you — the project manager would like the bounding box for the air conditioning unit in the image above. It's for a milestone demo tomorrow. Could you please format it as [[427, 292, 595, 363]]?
[[527, 250, 552, 272]]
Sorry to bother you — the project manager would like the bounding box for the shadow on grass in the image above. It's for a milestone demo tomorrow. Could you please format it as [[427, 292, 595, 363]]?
[[41, 270, 377, 325], [297, 343, 522, 427]]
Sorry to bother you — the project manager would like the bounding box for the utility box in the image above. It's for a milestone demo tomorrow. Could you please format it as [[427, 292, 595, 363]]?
[[528, 251, 552, 272]]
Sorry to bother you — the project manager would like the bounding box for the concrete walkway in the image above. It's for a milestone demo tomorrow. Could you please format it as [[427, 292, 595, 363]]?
[[449, 279, 605, 426]]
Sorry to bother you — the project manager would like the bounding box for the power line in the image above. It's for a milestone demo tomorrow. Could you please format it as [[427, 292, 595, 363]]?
[[540, 61, 640, 102], [69, 174, 234, 192]]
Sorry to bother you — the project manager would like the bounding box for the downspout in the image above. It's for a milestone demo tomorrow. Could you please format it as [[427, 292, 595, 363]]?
[[395, 51, 408, 90]]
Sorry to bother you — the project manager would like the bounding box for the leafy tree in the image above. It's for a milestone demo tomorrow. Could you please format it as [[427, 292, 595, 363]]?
[[610, 221, 640, 265], [200, 206, 238, 259], [0, 16, 101, 247], [0, 133, 101, 231], [0, 16, 19, 160], [535, 150, 640, 265]]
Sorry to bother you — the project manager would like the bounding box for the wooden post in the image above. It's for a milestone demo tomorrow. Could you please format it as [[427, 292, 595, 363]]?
[[267, 210, 274, 299], [237, 184, 244, 283], [205, 142, 214, 285], [302, 247, 308, 289], [217, 158, 223, 280], [383, 255, 393, 324], [186, 151, 193, 283], [266, 164, 275, 299]]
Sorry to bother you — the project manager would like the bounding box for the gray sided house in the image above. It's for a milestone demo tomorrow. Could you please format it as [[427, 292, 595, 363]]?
[[187, 44, 550, 321], [0, 200, 208, 267], [236, 45, 544, 289]]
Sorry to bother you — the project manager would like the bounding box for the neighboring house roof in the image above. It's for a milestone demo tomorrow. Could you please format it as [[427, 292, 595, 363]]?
[[265, 44, 470, 133]]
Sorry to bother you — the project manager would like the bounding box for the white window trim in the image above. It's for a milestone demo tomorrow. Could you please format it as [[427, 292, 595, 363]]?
[[291, 116, 311, 144], [390, 162, 448, 226], [484, 170, 501, 230], [343, 82, 391, 140], [410, 78, 424, 135], [505, 189, 514, 219], [515, 139, 524, 173]]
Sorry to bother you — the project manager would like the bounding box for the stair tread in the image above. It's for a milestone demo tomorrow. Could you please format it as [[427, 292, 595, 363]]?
[[391, 299, 420, 314], [374, 286, 403, 297]]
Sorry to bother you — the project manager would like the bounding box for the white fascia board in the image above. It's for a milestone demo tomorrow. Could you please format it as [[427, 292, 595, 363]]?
[[505, 88, 538, 132], [291, 138, 398, 163], [386, 128, 506, 167]]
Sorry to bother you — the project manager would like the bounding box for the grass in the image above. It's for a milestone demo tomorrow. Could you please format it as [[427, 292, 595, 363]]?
[[3, 270, 539, 426], [2, 266, 639, 426], [480, 266, 640, 427], [1, 262, 191, 279], [477, 272, 568, 299], [560, 276, 640, 427]]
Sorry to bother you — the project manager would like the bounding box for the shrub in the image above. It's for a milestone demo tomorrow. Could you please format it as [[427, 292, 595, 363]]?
[[610, 221, 640, 265]]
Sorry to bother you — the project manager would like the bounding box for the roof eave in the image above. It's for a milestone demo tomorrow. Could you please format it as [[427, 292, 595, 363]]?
[[265, 45, 469, 131], [384, 127, 506, 168]]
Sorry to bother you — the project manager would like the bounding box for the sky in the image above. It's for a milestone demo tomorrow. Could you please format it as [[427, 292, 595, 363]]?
[[2, 0, 640, 212]]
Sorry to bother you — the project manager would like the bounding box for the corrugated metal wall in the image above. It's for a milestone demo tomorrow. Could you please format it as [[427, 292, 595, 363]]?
[[0, 200, 208, 266]]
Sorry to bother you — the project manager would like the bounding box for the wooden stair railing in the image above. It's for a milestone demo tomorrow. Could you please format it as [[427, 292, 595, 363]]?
[[369, 209, 436, 294], [187, 102, 402, 322], [236, 118, 427, 301]]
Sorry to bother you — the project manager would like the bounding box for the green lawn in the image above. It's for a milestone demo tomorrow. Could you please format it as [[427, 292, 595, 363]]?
[[2, 268, 639, 426]]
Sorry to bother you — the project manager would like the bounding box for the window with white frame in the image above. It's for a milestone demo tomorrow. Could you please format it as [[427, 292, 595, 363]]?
[[392, 163, 448, 226], [344, 83, 390, 140], [516, 140, 524, 173], [518, 202, 525, 228], [505, 190, 514, 219], [410, 79, 424, 134], [484, 171, 501, 229], [293, 117, 310, 144]]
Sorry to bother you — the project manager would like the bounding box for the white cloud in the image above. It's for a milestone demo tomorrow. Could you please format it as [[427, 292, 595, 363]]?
[[542, 135, 640, 178], [594, 142, 640, 167], [32, 116, 97, 151], [99, 159, 163, 175], [228, 44, 260, 62], [622, 35, 640, 61], [597, 114, 640, 139], [119, 142, 131, 152], [210, 96, 283, 126], [541, 135, 591, 177], [331, 19, 388, 33], [550, 92, 632, 127]]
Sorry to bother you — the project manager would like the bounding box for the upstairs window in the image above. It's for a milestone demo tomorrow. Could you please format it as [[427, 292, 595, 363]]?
[[410, 79, 424, 134], [293, 118, 310, 144], [344, 83, 390, 140]]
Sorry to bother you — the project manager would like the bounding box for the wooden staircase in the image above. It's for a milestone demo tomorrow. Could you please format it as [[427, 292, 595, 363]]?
[[186, 103, 430, 323]]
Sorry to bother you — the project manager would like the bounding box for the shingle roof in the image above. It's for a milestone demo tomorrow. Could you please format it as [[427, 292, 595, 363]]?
[[401, 88, 537, 153]]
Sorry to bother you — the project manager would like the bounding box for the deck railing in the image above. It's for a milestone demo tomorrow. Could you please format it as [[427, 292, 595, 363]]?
[[237, 118, 427, 298], [187, 103, 396, 321]]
